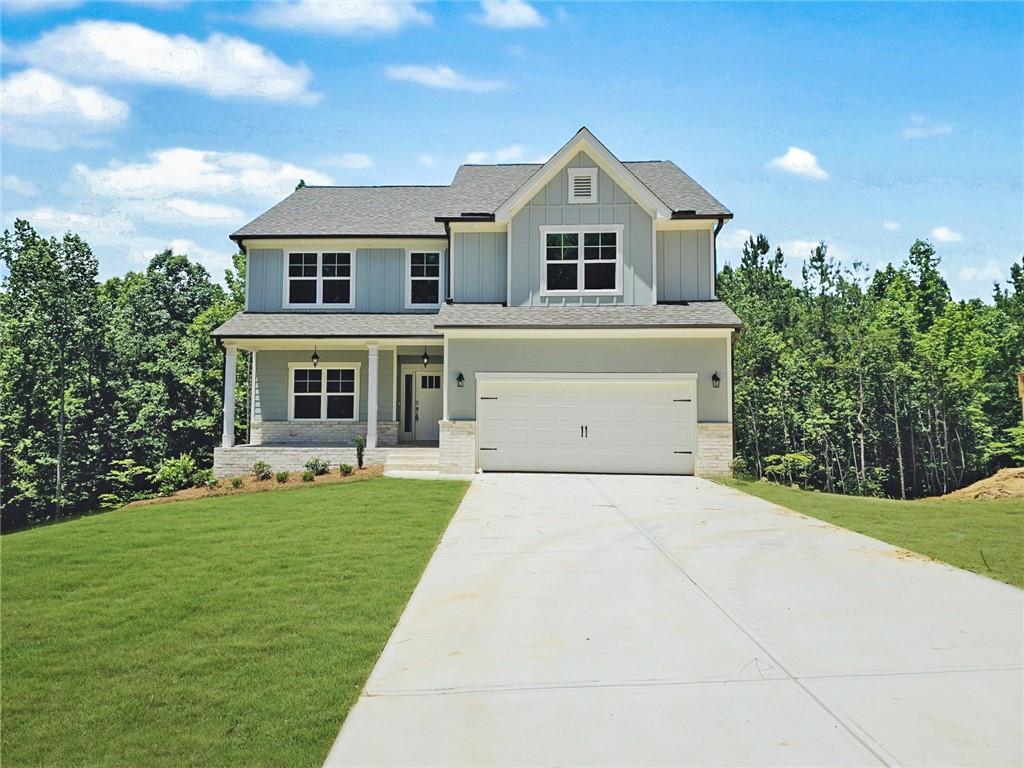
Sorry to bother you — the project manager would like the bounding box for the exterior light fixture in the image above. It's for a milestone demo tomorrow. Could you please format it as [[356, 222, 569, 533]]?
[[456, 372, 465, 388], [311, 347, 320, 368], [422, 348, 430, 368], [711, 371, 721, 389]]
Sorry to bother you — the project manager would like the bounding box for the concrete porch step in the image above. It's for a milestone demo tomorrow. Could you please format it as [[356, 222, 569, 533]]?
[[384, 447, 440, 475]]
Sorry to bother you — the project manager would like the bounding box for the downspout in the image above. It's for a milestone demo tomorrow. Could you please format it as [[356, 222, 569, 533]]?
[[444, 221, 453, 303], [712, 217, 725, 298]]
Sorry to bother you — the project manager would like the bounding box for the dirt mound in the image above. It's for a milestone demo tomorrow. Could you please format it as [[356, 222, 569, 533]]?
[[944, 467, 1024, 500]]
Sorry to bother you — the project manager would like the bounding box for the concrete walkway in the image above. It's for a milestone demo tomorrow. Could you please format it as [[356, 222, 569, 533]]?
[[325, 474, 1024, 767]]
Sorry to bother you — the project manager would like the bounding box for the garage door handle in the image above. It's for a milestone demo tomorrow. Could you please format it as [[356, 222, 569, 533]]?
[[580, 425, 584, 438]]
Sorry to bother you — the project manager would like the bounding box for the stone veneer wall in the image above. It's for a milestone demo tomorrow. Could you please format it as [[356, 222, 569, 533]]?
[[213, 446, 391, 477], [696, 422, 733, 476], [250, 420, 398, 447], [439, 420, 477, 475]]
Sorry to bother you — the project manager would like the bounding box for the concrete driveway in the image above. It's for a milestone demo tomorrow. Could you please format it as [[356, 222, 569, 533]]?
[[325, 474, 1024, 767]]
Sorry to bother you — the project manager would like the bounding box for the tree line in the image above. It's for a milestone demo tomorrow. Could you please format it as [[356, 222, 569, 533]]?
[[2, 219, 1022, 529], [718, 235, 1024, 498]]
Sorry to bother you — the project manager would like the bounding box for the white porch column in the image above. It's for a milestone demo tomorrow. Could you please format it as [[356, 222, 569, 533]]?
[[222, 345, 237, 448], [367, 344, 379, 449]]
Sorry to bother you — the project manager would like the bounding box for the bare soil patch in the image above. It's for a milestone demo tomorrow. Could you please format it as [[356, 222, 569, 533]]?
[[943, 467, 1024, 500]]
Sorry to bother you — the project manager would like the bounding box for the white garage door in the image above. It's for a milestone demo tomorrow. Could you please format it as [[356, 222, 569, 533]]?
[[476, 374, 696, 475]]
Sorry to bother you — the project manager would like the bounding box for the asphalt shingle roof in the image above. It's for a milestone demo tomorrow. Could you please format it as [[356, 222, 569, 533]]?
[[212, 313, 442, 338], [434, 302, 741, 329]]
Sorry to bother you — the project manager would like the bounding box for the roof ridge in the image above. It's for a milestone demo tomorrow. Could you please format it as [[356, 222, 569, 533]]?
[[301, 184, 450, 189]]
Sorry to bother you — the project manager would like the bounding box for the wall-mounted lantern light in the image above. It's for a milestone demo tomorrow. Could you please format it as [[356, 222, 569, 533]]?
[[456, 372, 465, 388], [311, 347, 320, 368], [422, 348, 430, 368], [711, 371, 721, 389]]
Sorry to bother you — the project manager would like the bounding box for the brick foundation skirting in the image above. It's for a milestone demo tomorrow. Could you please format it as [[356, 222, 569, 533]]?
[[439, 420, 477, 475], [251, 420, 398, 447], [213, 446, 391, 478], [696, 422, 733, 476]]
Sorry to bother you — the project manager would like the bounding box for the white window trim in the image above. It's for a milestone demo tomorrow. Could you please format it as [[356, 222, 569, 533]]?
[[287, 362, 361, 422], [567, 167, 598, 204], [404, 249, 443, 309], [539, 224, 624, 297], [282, 251, 356, 309]]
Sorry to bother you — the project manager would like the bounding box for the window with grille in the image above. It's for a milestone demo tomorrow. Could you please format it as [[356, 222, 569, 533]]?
[[290, 366, 357, 420], [286, 252, 353, 306], [541, 227, 622, 295]]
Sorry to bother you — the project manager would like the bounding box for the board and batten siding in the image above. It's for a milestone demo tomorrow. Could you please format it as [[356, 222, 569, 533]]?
[[445, 338, 728, 422], [246, 246, 447, 313], [657, 230, 714, 301], [509, 151, 654, 307], [453, 232, 507, 303], [253, 349, 395, 422]]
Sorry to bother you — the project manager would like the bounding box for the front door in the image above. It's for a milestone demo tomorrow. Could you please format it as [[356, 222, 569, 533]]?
[[414, 370, 442, 442]]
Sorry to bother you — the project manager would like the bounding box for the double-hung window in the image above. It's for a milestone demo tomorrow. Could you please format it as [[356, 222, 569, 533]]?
[[540, 226, 623, 296], [289, 365, 358, 421], [406, 251, 441, 307], [286, 252, 353, 307]]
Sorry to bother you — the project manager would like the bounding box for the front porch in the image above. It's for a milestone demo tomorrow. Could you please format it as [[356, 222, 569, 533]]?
[[212, 444, 445, 477], [215, 336, 447, 477]]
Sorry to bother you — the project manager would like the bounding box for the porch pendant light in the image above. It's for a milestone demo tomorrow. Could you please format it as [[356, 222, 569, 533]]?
[[311, 347, 320, 368], [422, 348, 430, 368]]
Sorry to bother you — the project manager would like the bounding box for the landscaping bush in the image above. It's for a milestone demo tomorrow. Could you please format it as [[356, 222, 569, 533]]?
[[339, 464, 353, 476], [251, 460, 273, 481], [230, 477, 244, 489], [275, 470, 289, 484], [191, 469, 214, 488], [729, 456, 751, 479], [305, 457, 330, 476], [98, 458, 153, 507], [206, 477, 220, 489], [302, 470, 315, 482], [151, 454, 203, 496], [353, 435, 366, 469]]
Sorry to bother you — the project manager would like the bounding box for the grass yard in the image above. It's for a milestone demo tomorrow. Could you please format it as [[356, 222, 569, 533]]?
[[1, 477, 469, 768], [719, 479, 1024, 588]]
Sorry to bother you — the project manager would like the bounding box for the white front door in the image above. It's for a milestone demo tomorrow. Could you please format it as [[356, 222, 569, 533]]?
[[476, 374, 697, 474], [414, 370, 443, 442]]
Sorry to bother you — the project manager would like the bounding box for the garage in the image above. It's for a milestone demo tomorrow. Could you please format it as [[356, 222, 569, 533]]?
[[475, 373, 696, 474]]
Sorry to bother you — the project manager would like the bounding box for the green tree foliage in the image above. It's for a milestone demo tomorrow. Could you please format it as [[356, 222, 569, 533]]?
[[1, 220, 246, 529], [719, 236, 1024, 498]]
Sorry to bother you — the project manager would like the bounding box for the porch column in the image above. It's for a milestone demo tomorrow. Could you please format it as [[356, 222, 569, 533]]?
[[222, 345, 237, 448], [367, 344, 379, 449]]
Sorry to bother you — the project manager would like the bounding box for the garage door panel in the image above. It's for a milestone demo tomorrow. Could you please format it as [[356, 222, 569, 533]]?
[[477, 377, 695, 475]]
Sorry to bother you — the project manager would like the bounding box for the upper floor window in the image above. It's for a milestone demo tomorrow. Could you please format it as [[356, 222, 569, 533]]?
[[540, 226, 623, 296], [567, 168, 597, 204], [286, 252, 353, 307], [406, 251, 441, 308]]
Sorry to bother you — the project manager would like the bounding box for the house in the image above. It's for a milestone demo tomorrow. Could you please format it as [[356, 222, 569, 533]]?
[[212, 128, 740, 478]]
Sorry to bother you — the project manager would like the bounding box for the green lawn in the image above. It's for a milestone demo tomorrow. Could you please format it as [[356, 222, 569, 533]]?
[[718, 478, 1024, 588], [1, 478, 469, 768]]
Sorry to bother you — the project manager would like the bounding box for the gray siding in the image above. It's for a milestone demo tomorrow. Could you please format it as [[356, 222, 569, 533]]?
[[657, 231, 714, 301], [246, 247, 447, 313], [446, 338, 729, 422], [253, 348, 395, 422], [453, 232, 506, 303], [509, 151, 654, 307]]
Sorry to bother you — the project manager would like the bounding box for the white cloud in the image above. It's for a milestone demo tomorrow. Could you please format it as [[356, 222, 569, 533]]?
[[416, 153, 436, 168], [1, 0, 82, 12], [2, 175, 40, 196], [11, 205, 136, 248], [249, 0, 431, 35], [11, 21, 319, 104], [717, 227, 754, 252], [902, 114, 953, 140], [465, 144, 546, 163], [882, 221, 900, 231], [931, 226, 962, 243], [767, 146, 829, 180], [325, 153, 374, 169], [0, 68, 129, 149], [958, 262, 1004, 283], [73, 148, 333, 202], [385, 64, 506, 93], [477, 0, 546, 28], [130, 237, 235, 276], [782, 239, 823, 258], [122, 197, 247, 225]]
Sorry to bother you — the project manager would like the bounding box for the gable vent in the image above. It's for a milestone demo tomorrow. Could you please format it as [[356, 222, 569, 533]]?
[[568, 168, 597, 204]]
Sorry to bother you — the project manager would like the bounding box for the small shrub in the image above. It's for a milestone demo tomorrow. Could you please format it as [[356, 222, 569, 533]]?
[[353, 435, 366, 469], [206, 477, 220, 489], [729, 456, 751, 479], [230, 477, 244, 489], [99, 457, 153, 507], [275, 470, 289, 484], [339, 463, 353, 476], [192, 468, 214, 488], [252, 460, 273, 481], [151, 453, 201, 496], [305, 457, 330, 476], [302, 470, 315, 482]]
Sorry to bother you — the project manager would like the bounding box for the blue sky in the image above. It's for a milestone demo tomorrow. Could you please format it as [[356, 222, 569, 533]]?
[[1, 1, 1021, 300]]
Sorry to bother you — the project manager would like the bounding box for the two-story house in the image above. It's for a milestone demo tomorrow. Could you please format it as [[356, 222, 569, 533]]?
[[212, 128, 740, 478]]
